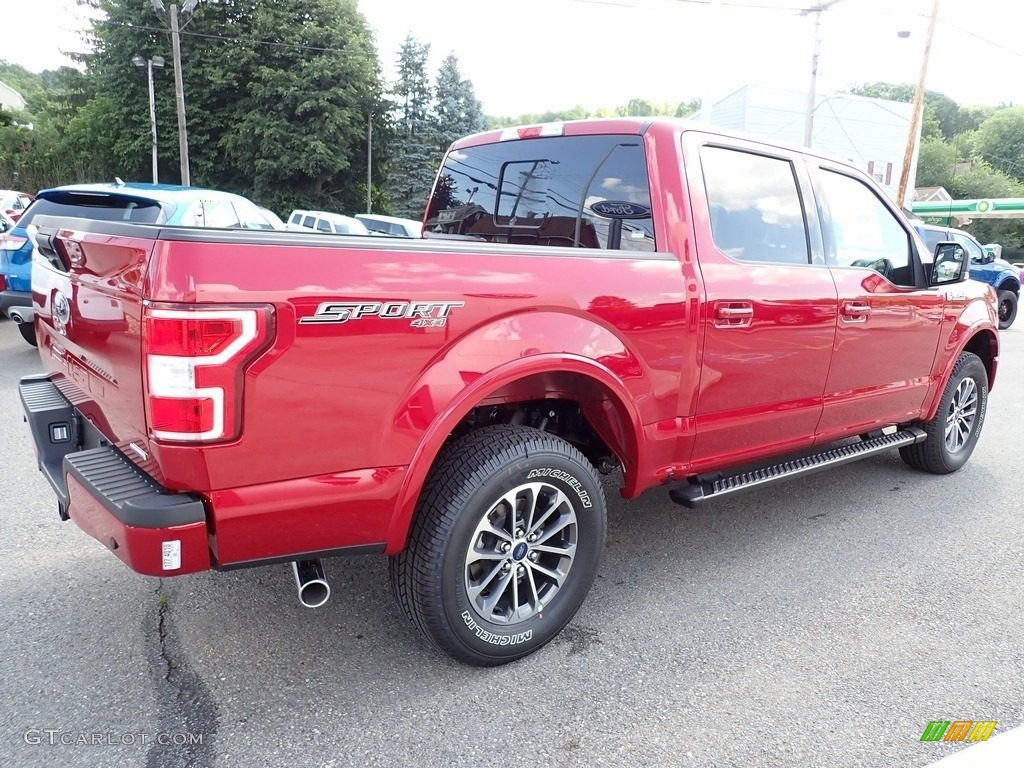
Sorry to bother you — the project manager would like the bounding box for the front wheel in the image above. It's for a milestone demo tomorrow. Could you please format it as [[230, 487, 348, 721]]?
[[390, 424, 607, 666], [900, 351, 988, 474], [997, 289, 1017, 330]]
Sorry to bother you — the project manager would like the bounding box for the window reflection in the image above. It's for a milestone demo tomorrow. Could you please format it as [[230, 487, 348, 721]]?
[[426, 135, 655, 252]]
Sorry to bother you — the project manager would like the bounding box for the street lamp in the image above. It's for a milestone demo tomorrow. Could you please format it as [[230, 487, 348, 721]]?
[[133, 54, 165, 184]]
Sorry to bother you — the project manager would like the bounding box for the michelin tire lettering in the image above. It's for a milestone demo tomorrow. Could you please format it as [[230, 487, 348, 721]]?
[[300, 300, 464, 327], [461, 610, 533, 645], [526, 468, 593, 508]]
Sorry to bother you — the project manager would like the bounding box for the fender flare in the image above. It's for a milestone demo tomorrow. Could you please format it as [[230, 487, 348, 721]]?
[[923, 321, 999, 421], [384, 353, 646, 554]]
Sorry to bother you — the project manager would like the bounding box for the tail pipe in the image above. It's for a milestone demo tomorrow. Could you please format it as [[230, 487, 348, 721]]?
[[291, 559, 330, 608]]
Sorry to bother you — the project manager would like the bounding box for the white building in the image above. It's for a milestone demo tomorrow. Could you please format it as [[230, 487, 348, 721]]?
[[706, 85, 919, 206], [0, 80, 28, 113]]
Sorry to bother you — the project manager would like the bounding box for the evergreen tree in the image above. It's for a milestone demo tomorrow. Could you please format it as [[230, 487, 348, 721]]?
[[385, 35, 440, 219], [62, 0, 384, 215], [221, 0, 386, 214], [434, 52, 484, 154]]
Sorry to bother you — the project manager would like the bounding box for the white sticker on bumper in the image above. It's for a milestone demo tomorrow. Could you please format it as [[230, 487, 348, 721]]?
[[162, 540, 181, 571]]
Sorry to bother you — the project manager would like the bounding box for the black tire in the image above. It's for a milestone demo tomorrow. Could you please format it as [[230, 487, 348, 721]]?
[[997, 289, 1017, 330], [900, 351, 987, 474], [390, 424, 607, 666], [17, 321, 37, 347]]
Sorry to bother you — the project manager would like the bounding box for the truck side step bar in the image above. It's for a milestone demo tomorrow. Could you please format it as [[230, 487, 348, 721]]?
[[669, 428, 927, 509]]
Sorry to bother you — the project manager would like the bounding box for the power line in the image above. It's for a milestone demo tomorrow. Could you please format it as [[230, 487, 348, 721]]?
[[95, 18, 378, 57]]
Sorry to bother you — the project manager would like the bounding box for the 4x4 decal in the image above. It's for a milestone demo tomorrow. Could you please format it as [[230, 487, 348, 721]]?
[[300, 300, 465, 328]]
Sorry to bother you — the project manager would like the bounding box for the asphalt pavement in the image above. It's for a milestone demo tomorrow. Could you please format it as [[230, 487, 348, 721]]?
[[0, 316, 1021, 768]]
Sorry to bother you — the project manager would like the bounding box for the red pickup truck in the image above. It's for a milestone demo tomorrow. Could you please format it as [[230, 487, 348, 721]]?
[[20, 118, 999, 666]]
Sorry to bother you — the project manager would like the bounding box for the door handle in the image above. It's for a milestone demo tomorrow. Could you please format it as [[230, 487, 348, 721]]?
[[841, 301, 871, 321], [714, 302, 753, 327]]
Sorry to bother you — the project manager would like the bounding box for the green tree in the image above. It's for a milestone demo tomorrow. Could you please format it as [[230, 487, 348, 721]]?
[[915, 137, 955, 189], [386, 35, 440, 219], [974, 107, 1024, 184], [434, 52, 484, 154], [220, 0, 386, 214], [846, 82, 964, 140], [69, 0, 385, 215]]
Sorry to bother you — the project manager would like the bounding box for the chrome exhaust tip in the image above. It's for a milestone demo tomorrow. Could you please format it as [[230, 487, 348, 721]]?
[[291, 559, 330, 608]]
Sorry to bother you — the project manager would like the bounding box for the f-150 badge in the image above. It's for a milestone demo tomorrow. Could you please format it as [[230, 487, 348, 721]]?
[[300, 300, 465, 328]]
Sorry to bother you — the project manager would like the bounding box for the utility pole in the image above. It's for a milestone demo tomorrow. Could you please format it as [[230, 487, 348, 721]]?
[[896, 0, 941, 208], [699, 0, 720, 124], [801, 1, 842, 148], [366, 114, 373, 214], [151, 0, 199, 186], [170, 3, 191, 186]]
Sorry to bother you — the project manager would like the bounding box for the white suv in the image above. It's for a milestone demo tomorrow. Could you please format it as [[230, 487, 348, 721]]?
[[286, 210, 369, 235], [355, 213, 423, 238]]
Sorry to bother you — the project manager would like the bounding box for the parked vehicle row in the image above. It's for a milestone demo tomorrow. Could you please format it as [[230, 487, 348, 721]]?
[[286, 209, 369, 235], [913, 222, 1020, 329], [0, 189, 34, 222], [284, 210, 424, 238], [0, 182, 286, 345]]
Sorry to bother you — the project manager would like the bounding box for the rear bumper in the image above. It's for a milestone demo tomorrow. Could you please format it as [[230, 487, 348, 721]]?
[[1, 289, 31, 317], [19, 374, 211, 576]]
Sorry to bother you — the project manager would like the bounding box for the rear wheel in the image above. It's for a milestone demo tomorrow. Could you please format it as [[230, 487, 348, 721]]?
[[17, 322, 37, 347], [390, 424, 606, 666], [997, 289, 1017, 330], [900, 351, 987, 474]]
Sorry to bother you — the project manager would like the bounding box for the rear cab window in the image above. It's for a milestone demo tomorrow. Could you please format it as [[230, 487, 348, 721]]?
[[425, 134, 656, 251]]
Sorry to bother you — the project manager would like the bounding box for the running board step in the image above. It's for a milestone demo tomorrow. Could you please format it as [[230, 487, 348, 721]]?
[[668, 428, 927, 509]]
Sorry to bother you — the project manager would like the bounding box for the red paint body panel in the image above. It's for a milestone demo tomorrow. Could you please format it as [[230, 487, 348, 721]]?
[[66, 475, 210, 576], [26, 118, 1000, 576]]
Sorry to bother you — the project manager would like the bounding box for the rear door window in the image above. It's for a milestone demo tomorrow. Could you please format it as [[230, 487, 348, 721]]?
[[302, 215, 316, 228], [232, 199, 276, 230], [426, 134, 655, 251], [201, 199, 241, 228], [700, 146, 810, 265]]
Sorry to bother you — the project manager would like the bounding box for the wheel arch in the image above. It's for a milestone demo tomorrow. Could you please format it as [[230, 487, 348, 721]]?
[[385, 353, 646, 554], [923, 326, 998, 422], [996, 275, 1020, 295]]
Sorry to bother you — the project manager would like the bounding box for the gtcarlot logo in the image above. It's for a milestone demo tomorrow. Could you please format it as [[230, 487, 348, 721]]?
[[23, 729, 204, 747]]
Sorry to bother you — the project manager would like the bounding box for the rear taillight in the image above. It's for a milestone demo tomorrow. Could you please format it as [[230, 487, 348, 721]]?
[[0, 234, 27, 251], [143, 305, 274, 442]]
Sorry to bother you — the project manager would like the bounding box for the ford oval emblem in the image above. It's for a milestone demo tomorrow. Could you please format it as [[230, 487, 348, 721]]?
[[54, 292, 71, 327], [589, 200, 652, 219]]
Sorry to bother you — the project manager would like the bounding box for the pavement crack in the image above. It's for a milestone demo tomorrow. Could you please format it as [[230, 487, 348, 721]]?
[[145, 580, 219, 768]]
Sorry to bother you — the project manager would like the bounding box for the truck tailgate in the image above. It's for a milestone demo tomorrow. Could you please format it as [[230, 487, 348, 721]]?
[[30, 217, 155, 450]]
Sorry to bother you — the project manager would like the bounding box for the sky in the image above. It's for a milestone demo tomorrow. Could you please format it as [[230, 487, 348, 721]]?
[[4, 0, 1024, 117]]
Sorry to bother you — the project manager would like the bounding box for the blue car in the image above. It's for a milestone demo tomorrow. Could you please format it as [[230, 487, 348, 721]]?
[[0, 182, 281, 345], [913, 222, 1020, 330]]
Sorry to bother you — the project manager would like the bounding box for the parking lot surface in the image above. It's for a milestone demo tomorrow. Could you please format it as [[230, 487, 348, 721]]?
[[1, 318, 1021, 768]]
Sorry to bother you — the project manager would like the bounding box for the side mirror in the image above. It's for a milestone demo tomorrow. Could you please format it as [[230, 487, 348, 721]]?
[[931, 241, 968, 286]]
